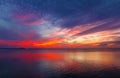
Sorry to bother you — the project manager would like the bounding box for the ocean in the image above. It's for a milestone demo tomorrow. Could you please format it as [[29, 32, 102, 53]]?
[[0, 49, 120, 78]]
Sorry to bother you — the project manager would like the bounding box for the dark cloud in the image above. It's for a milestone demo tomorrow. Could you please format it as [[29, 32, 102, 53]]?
[[76, 19, 120, 36], [98, 41, 120, 47], [0, 28, 21, 40], [1, 0, 120, 28]]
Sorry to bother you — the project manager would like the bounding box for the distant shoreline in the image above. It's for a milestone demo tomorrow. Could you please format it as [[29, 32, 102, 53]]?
[[0, 48, 120, 51]]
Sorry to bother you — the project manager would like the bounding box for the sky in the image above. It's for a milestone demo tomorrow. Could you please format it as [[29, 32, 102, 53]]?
[[0, 0, 120, 48]]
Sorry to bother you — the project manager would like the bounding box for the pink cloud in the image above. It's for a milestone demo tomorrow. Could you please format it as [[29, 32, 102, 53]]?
[[25, 19, 45, 26], [13, 13, 34, 22], [12, 12, 45, 26]]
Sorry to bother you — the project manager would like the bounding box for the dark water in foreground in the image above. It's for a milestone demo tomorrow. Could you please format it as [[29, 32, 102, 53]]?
[[0, 49, 120, 78]]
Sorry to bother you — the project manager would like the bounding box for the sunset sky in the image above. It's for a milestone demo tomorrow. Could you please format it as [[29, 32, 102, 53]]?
[[0, 0, 120, 48]]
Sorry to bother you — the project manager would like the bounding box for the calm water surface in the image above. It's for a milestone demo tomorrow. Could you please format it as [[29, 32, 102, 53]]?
[[0, 49, 120, 78]]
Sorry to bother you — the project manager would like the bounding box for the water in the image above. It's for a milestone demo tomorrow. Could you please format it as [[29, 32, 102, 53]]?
[[0, 49, 120, 78]]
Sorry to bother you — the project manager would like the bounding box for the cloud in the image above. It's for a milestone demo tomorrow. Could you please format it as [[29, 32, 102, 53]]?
[[26, 19, 45, 26], [2, 0, 120, 27], [76, 19, 120, 36], [0, 0, 120, 48]]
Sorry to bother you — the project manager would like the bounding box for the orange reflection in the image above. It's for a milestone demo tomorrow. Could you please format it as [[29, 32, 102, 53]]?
[[37, 52, 119, 72], [0, 51, 119, 72]]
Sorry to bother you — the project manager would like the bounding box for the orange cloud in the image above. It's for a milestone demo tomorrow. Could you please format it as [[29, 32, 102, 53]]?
[[32, 38, 63, 47]]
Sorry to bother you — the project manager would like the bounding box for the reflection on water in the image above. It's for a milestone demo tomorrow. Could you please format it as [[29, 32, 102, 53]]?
[[0, 49, 120, 78]]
